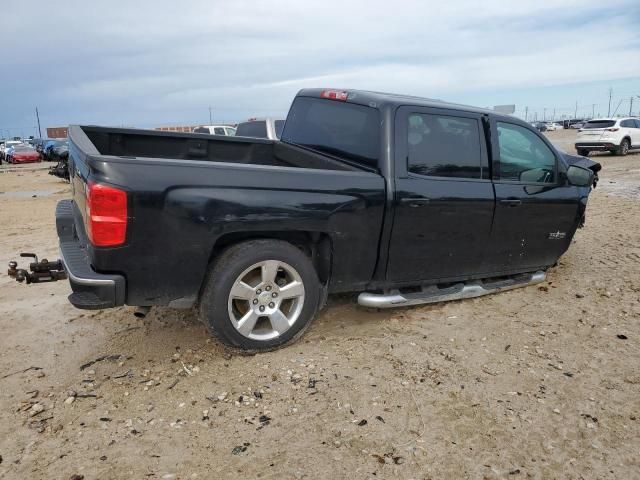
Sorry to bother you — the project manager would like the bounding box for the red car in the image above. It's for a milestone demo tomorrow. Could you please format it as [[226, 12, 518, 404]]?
[[7, 146, 41, 164]]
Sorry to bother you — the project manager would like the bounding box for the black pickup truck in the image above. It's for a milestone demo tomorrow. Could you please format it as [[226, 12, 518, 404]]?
[[10, 89, 600, 350]]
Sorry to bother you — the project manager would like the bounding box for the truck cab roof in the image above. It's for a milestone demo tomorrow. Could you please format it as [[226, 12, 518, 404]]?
[[296, 88, 523, 126], [298, 88, 491, 114]]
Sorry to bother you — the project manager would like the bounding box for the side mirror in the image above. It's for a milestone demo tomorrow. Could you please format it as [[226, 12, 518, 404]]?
[[566, 164, 594, 187]]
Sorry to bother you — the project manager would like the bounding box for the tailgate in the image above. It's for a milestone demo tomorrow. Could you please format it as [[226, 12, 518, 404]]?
[[577, 128, 606, 141]]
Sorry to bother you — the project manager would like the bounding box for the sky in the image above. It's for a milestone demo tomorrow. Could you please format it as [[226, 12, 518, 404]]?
[[1, 0, 639, 137]]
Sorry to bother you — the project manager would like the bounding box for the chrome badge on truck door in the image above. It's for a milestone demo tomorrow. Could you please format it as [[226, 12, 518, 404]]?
[[548, 231, 566, 240]]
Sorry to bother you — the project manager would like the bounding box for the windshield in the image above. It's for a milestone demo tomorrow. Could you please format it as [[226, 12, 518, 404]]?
[[281, 97, 380, 169], [583, 120, 616, 129]]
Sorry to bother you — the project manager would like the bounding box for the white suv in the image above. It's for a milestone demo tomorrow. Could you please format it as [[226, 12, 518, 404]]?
[[575, 117, 640, 156], [193, 125, 236, 136]]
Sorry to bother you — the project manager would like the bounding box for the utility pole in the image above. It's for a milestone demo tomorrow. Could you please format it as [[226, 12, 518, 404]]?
[[209, 106, 213, 125], [543, 108, 546, 121], [608, 87, 613, 116], [35, 107, 42, 139], [574, 101, 578, 119], [525, 106, 528, 121], [552, 108, 555, 121], [592, 104, 595, 119], [630, 96, 634, 116]]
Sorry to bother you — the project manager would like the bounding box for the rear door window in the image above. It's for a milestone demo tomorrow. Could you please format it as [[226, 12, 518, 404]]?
[[214, 127, 225, 135], [496, 122, 556, 183], [281, 97, 380, 169], [407, 113, 483, 179], [236, 121, 268, 138]]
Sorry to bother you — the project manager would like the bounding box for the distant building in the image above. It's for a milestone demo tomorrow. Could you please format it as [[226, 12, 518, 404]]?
[[154, 125, 199, 132], [47, 126, 68, 138]]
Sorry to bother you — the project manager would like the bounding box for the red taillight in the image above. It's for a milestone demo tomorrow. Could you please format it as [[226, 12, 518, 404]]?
[[86, 182, 127, 247], [320, 90, 348, 101], [606, 127, 619, 132]]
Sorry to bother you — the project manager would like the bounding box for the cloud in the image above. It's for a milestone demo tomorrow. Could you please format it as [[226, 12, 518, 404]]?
[[0, 0, 638, 131]]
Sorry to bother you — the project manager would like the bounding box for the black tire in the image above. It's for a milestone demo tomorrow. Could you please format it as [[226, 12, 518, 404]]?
[[577, 149, 589, 157], [618, 138, 630, 156], [199, 239, 321, 351]]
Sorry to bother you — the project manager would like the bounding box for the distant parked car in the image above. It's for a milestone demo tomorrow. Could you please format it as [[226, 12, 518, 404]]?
[[532, 122, 547, 132], [570, 122, 586, 129], [235, 118, 285, 140], [42, 140, 65, 161], [6, 145, 41, 164], [1, 140, 23, 161], [193, 125, 236, 136], [49, 146, 70, 181], [563, 119, 585, 129], [575, 117, 640, 156], [544, 122, 559, 131], [50, 142, 69, 161], [33, 138, 48, 154]]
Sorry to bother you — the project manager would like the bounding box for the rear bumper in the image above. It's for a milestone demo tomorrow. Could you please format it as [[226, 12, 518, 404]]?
[[56, 200, 126, 309], [575, 142, 617, 151], [13, 158, 41, 163]]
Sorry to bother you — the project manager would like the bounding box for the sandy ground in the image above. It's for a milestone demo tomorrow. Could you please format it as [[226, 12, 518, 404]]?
[[0, 131, 639, 480]]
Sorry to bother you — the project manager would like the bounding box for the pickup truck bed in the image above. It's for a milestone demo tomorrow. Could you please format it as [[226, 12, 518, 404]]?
[[67, 124, 385, 309], [79, 125, 359, 171]]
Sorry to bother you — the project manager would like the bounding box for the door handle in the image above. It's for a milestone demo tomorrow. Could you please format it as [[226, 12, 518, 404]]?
[[500, 199, 522, 207], [400, 197, 430, 207]]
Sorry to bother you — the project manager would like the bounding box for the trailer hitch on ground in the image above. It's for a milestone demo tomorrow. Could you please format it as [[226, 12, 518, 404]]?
[[8, 253, 67, 284]]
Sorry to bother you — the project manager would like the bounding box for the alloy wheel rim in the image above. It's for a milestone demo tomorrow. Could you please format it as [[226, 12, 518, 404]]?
[[227, 260, 305, 341]]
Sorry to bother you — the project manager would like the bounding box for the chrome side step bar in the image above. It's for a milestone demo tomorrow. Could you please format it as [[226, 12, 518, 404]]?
[[357, 271, 546, 309]]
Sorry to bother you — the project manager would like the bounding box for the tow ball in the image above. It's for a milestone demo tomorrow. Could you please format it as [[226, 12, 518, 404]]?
[[8, 253, 67, 284]]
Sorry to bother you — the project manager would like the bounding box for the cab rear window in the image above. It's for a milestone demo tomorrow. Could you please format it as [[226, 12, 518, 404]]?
[[281, 97, 380, 169], [236, 121, 268, 138], [583, 121, 616, 129]]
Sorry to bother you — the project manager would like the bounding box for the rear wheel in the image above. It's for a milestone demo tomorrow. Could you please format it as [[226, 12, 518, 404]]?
[[577, 149, 589, 157], [618, 138, 630, 156], [199, 239, 321, 351]]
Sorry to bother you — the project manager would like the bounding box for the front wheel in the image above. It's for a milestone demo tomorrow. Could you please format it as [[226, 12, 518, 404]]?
[[199, 239, 321, 351]]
